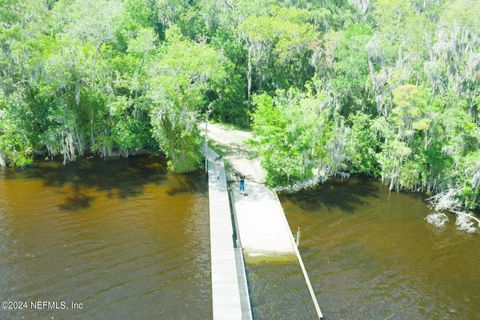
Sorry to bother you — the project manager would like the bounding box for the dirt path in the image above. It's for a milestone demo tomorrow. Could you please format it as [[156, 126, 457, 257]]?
[[205, 123, 266, 184]]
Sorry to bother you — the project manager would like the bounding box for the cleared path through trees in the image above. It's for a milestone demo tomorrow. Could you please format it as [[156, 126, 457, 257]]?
[[206, 123, 295, 258]]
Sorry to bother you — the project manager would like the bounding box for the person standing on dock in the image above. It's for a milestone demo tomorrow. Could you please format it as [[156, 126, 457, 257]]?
[[215, 155, 222, 179], [239, 175, 245, 194]]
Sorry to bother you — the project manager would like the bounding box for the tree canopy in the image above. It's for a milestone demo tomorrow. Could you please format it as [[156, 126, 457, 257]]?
[[0, 0, 478, 210]]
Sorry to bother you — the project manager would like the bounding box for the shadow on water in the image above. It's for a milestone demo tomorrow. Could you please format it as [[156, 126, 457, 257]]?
[[281, 176, 381, 213], [165, 175, 207, 196], [57, 188, 96, 211], [280, 176, 480, 319], [0, 154, 212, 319], [1, 154, 207, 212]]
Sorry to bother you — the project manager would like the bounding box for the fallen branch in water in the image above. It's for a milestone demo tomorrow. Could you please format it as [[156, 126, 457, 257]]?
[[426, 189, 479, 233], [451, 210, 480, 226]]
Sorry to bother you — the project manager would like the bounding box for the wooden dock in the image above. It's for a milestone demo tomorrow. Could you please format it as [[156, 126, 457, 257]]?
[[204, 146, 252, 320], [203, 123, 323, 319]]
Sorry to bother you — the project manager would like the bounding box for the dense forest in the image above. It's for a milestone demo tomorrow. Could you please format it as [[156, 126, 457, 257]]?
[[0, 0, 479, 211]]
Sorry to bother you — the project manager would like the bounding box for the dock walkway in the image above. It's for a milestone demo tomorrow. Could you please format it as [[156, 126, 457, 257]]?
[[204, 146, 252, 320], [205, 123, 323, 319]]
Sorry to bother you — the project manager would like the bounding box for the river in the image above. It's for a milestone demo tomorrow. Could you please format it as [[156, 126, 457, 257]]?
[[1, 159, 479, 319], [281, 177, 480, 319], [0, 156, 211, 319]]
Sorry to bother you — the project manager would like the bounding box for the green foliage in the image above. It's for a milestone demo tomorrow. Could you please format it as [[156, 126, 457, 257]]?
[[148, 26, 227, 172], [250, 87, 346, 186], [0, 111, 33, 166], [317, 23, 373, 114], [246, 0, 479, 210], [345, 113, 380, 175], [0, 0, 478, 210], [240, 6, 317, 91]]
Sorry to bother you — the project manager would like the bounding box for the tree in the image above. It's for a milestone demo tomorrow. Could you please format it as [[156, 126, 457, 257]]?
[[147, 27, 227, 172], [250, 85, 348, 186], [239, 6, 317, 98]]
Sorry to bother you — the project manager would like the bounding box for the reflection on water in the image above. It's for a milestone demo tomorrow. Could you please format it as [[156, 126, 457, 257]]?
[[0, 156, 211, 319], [281, 177, 480, 319]]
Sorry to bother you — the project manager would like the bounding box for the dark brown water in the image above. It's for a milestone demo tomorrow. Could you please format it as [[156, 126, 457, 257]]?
[[2, 160, 479, 320], [246, 260, 318, 319], [0, 156, 211, 319], [281, 177, 480, 320]]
